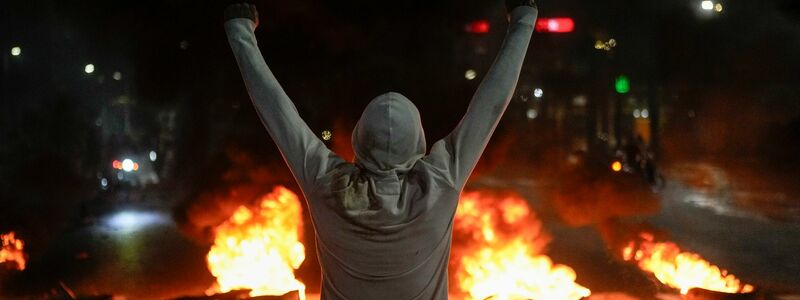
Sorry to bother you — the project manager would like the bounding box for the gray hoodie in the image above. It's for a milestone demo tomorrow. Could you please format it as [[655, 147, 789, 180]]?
[[225, 6, 537, 299]]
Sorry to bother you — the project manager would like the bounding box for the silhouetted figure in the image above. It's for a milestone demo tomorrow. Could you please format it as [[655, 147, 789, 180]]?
[[223, 2, 538, 298]]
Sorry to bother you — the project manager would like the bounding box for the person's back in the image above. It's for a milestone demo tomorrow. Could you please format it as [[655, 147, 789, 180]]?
[[223, 2, 538, 299]]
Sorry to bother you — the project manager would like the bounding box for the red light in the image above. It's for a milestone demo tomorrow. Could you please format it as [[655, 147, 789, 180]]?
[[112, 160, 122, 170], [133, 163, 139, 171], [465, 20, 490, 34], [535, 18, 574, 33]]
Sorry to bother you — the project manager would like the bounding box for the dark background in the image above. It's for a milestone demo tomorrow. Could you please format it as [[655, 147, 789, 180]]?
[[2, 0, 800, 298]]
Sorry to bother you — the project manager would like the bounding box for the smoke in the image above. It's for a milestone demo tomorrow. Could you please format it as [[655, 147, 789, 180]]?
[[470, 130, 519, 179], [596, 219, 666, 259], [330, 117, 355, 162], [545, 160, 660, 227], [173, 148, 294, 243]]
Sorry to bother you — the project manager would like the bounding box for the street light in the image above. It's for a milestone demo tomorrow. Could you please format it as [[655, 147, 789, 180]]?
[[533, 88, 543, 98], [594, 38, 617, 51], [464, 69, 477, 80], [10, 46, 21, 56], [321, 130, 332, 141], [84, 64, 95, 74], [701, 0, 714, 10], [526, 108, 538, 120]]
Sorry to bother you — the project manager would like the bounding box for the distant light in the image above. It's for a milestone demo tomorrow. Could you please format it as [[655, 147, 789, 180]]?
[[465, 20, 490, 34], [701, 0, 714, 10], [110, 212, 138, 229], [535, 18, 575, 33], [572, 95, 587, 107], [594, 39, 617, 51], [714, 3, 723, 12], [533, 88, 544, 98], [121, 158, 135, 172], [465, 69, 477, 80], [149, 151, 157, 162], [100, 177, 108, 187], [615, 75, 630, 94], [117, 171, 124, 180], [112, 71, 122, 81], [526, 108, 538, 120], [633, 109, 641, 118], [321, 130, 332, 141], [179, 40, 189, 50], [11, 46, 21, 56], [106, 211, 168, 232], [84, 64, 95, 74], [611, 161, 623, 172], [641, 109, 650, 119]]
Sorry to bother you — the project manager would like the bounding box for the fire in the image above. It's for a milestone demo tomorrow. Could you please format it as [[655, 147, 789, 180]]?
[[1, 231, 26, 271], [622, 232, 754, 295], [452, 191, 591, 300], [206, 186, 306, 299]]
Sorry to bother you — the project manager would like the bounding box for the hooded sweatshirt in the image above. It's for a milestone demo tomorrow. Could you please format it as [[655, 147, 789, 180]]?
[[225, 6, 537, 299]]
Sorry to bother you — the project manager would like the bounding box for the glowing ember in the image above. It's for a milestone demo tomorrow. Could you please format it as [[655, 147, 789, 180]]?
[[622, 232, 754, 295], [206, 186, 306, 299], [1, 231, 26, 271], [451, 191, 591, 300]]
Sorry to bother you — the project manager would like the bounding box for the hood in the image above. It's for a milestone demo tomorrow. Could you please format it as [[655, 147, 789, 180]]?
[[352, 92, 426, 174]]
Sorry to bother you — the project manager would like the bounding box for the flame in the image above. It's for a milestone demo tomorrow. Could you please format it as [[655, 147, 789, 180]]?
[[622, 232, 754, 295], [206, 186, 306, 299], [1, 231, 26, 271], [452, 191, 591, 300]]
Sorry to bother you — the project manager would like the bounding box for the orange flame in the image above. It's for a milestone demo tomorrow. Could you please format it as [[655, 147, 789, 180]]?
[[1, 231, 26, 271], [206, 186, 306, 299], [611, 161, 622, 172], [452, 191, 591, 300], [622, 232, 754, 295]]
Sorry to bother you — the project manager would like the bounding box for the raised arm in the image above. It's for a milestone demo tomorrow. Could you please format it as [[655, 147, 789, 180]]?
[[427, 1, 537, 189], [224, 4, 342, 189]]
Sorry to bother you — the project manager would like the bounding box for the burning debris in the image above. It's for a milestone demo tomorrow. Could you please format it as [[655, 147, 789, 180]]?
[[622, 232, 754, 295], [206, 186, 306, 300], [451, 191, 591, 300], [0, 231, 26, 271]]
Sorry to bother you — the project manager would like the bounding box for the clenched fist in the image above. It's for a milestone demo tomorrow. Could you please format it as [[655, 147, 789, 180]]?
[[224, 3, 259, 28]]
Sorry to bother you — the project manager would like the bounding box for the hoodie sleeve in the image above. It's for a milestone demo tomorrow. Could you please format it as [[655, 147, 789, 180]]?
[[225, 18, 344, 190], [426, 6, 537, 189]]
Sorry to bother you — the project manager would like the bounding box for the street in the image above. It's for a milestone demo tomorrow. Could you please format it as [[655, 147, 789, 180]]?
[[1, 161, 795, 299]]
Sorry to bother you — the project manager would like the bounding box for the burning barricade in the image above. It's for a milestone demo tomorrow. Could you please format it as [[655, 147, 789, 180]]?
[[205, 186, 306, 300], [202, 186, 592, 300], [622, 231, 754, 295], [451, 191, 592, 300], [200, 181, 758, 300], [0, 231, 26, 271]]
